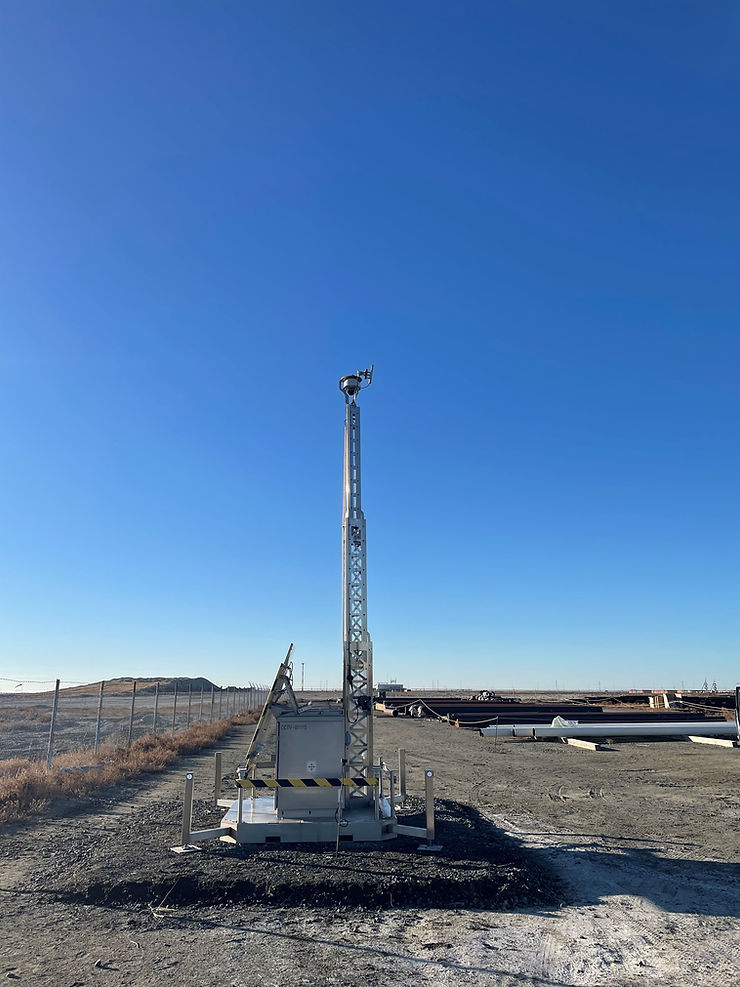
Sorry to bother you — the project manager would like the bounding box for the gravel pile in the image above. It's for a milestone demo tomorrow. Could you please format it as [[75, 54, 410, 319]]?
[[33, 797, 560, 912]]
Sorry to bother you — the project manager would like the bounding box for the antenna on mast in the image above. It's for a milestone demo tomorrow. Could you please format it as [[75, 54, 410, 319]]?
[[339, 365, 374, 403]]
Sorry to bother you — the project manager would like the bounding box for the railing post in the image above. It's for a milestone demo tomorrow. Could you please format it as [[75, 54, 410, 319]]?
[[171, 681, 179, 735], [181, 772, 194, 846], [214, 751, 222, 806], [45, 679, 60, 771], [127, 681, 137, 748], [398, 748, 406, 799], [152, 681, 160, 734], [425, 769, 436, 845], [93, 680, 105, 755]]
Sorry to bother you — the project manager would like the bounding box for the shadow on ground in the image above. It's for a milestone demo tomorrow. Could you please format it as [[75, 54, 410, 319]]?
[[524, 837, 740, 918]]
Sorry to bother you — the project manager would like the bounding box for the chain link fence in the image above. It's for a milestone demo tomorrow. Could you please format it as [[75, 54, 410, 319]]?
[[0, 680, 268, 767]]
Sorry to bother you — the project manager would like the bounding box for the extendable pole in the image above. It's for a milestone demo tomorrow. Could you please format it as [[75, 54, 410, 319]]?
[[339, 369, 375, 778]]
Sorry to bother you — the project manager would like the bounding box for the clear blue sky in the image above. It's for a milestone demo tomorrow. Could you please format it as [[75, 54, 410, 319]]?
[[1, 2, 738, 692]]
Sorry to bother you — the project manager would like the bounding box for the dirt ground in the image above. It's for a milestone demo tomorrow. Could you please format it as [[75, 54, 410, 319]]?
[[1, 714, 738, 986]]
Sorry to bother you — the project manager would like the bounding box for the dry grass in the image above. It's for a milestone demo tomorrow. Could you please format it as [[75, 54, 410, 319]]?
[[0, 712, 256, 824], [0, 709, 51, 731]]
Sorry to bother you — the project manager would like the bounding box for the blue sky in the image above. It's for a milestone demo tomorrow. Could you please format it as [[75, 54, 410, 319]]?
[[1, 2, 738, 691]]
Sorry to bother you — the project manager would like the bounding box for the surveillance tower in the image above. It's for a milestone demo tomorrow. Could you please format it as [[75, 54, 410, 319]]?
[[339, 367, 374, 777]]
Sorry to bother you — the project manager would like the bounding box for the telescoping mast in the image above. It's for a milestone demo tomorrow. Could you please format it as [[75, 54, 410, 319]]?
[[339, 366, 374, 778], [177, 367, 441, 847]]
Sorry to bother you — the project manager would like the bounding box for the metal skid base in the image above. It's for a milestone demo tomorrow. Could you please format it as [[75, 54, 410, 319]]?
[[218, 796, 398, 845], [172, 755, 440, 852]]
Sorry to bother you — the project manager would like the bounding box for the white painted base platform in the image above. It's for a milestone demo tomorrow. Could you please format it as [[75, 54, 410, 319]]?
[[217, 796, 398, 844]]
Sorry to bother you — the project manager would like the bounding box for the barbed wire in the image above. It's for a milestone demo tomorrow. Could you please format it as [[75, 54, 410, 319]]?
[[0, 677, 86, 685]]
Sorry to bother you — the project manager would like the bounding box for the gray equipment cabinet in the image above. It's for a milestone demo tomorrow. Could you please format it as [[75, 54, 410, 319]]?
[[274, 707, 345, 819]]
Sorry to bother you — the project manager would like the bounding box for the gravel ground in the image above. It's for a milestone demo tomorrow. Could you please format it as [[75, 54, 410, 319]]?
[[35, 796, 558, 912], [1, 714, 739, 986]]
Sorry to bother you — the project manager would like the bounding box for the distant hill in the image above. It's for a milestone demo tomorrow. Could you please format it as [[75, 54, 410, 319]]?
[[52, 676, 221, 697]]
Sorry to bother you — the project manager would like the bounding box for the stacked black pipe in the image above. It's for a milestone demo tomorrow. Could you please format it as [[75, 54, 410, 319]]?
[[375, 696, 727, 728]]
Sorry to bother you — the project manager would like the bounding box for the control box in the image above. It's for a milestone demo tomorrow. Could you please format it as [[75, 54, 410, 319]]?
[[274, 707, 345, 819]]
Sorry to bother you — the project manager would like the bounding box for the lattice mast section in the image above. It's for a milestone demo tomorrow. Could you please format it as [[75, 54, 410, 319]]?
[[339, 368, 374, 777]]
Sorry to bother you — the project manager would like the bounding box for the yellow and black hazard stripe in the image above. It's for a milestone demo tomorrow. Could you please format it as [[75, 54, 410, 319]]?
[[237, 776, 378, 789]]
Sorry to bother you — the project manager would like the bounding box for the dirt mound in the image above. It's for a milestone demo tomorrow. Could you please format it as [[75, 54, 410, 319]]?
[[49, 677, 220, 697], [35, 798, 561, 912]]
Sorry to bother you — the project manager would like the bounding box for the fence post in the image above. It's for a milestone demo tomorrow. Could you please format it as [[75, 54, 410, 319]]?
[[209, 686, 215, 722], [152, 682, 160, 734], [199, 684, 204, 722], [171, 681, 179, 735], [93, 680, 105, 755], [186, 684, 192, 728], [127, 681, 137, 748], [218, 687, 223, 719], [45, 679, 60, 770]]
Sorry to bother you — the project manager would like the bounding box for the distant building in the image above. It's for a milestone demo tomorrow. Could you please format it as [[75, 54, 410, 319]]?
[[377, 682, 404, 693]]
